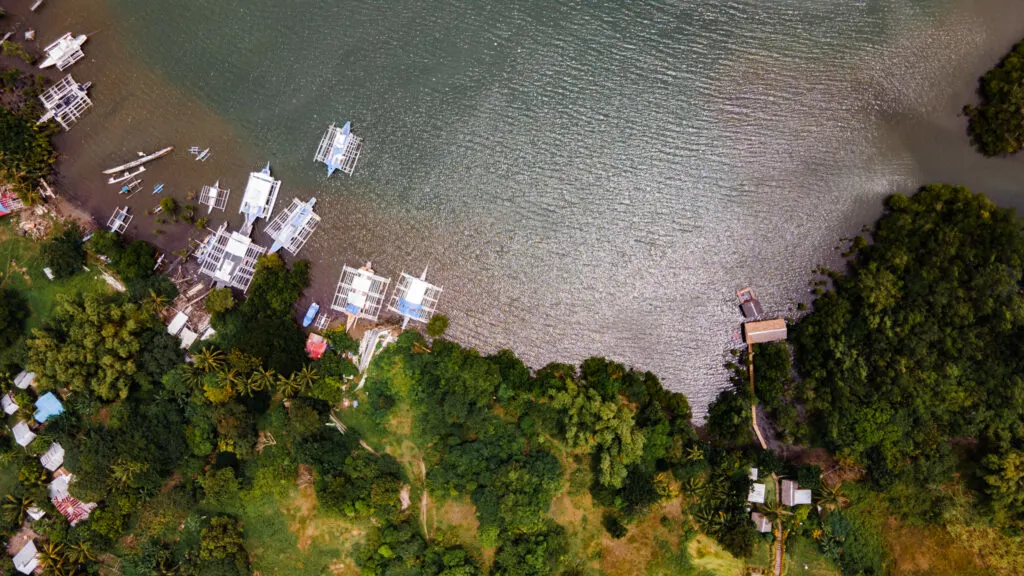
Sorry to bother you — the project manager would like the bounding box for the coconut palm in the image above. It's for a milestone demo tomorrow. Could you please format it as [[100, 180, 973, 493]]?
[[109, 459, 145, 489], [193, 347, 225, 373], [756, 497, 793, 526], [295, 366, 319, 390], [64, 540, 96, 565], [217, 369, 243, 395], [181, 364, 206, 391], [2, 494, 35, 525], [250, 367, 277, 393], [685, 444, 704, 462], [37, 541, 68, 574], [817, 483, 850, 514], [276, 373, 304, 398]]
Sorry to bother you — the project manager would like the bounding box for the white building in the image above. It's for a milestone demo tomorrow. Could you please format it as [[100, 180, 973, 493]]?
[[13, 371, 36, 389], [2, 391, 18, 415], [780, 479, 813, 506], [748, 482, 766, 504], [12, 540, 39, 575], [40, 442, 65, 471], [12, 421, 36, 447]]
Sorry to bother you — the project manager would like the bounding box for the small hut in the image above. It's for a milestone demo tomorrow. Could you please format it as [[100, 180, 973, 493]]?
[[33, 392, 64, 423], [751, 512, 772, 533], [747, 483, 766, 504], [315, 121, 363, 177], [13, 371, 35, 389], [264, 197, 320, 255], [198, 180, 230, 213], [1, 391, 18, 415], [12, 421, 36, 447], [780, 479, 813, 506], [744, 319, 787, 345], [11, 540, 39, 575], [197, 223, 267, 292], [331, 263, 391, 328], [40, 442, 65, 472], [387, 267, 442, 328], [37, 75, 92, 131]]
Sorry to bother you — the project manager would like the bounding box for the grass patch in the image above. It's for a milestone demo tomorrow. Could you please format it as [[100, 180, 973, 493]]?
[[0, 217, 110, 332], [882, 520, 987, 575], [686, 534, 746, 576], [785, 535, 840, 576], [0, 461, 19, 498]]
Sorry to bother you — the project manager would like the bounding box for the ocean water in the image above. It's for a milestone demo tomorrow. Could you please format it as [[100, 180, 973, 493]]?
[[33, 0, 1024, 414]]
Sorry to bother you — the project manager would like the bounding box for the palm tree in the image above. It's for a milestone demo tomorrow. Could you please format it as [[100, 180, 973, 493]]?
[[37, 541, 68, 574], [217, 369, 243, 395], [64, 540, 96, 565], [685, 444, 704, 462], [276, 373, 303, 398], [146, 290, 170, 312], [250, 367, 277, 394], [193, 347, 225, 373], [817, 483, 850, 514], [296, 366, 319, 391], [109, 459, 145, 489], [756, 498, 793, 526], [181, 364, 206, 391], [2, 494, 35, 525]]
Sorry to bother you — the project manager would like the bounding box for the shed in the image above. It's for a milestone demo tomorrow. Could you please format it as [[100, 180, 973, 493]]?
[[749, 467, 759, 481], [179, 328, 199, 350], [748, 482, 766, 504], [12, 421, 36, 447], [40, 442, 65, 471], [12, 540, 39, 575], [306, 333, 328, 360], [33, 392, 64, 423], [13, 371, 36, 389], [2, 391, 18, 415], [26, 506, 45, 521], [167, 311, 188, 336], [744, 319, 787, 345], [751, 512, 772, 533], [780, 479, 813, 506]]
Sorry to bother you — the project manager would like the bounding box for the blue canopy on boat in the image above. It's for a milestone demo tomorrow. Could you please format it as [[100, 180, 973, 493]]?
[[396, 298, 425, 319]]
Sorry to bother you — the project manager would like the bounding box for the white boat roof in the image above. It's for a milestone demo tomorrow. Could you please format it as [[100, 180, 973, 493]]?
[[226, 233, 251, 257], [241, 171, 279, 215], [352, 274, 372, 292], [405, 278, 430, 305]]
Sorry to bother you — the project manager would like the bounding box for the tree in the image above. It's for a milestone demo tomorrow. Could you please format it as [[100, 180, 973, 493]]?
[[965, 39, 1024, 156], [40, 225, 85, 279], [982, 450, 1024, 523], [205, 288, 235, 315], [426, 314, 450, 338], [0, 105, 56, 198], [27, 293, 155, 400], [817, 483, 850, 516], [0, 289, 28, 348], [199, 516, 249, 574]]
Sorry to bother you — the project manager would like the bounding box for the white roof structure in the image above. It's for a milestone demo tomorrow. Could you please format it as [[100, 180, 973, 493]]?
[[331, 264, 391, 322], [12, 421, 36, 447], [40, 442, 65, 471], [780, 479, 813, 506], [12, 540, 39, 575], [749, 467, 759, 481], [238, 163, 280, 235], [2, 391, 18, 415], [107, 206, 132, 233], [751, 512, 772, 533], [38, 75, 92, 131], [198, 180, 230, 213], [26, 506, 45, 521], [167, 311, 188, 336], [387, 268, 442, 328], [197, 223, 267, 292], [748, 482, 766, 504], [49, 473, 71, 499], [264, 197, 320, 256], [39, 33, 87, 71], [315, 121, 363, 177], [179, 328, 199, 350], [14, 371, 36, 389]]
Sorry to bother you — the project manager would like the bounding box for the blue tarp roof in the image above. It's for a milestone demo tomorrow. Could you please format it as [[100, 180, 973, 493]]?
[[34, 392, 64, 423]]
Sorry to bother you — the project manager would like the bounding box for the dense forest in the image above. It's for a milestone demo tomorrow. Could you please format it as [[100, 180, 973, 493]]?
[[965, 38, 1024, 156]]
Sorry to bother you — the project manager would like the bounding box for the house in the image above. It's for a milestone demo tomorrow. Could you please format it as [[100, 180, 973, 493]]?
[[13, 371, 36, 389], [780, 479, 813, 506], [167, 311, 188, 336], [11, 421, 36, 447], [1, 391, 18, 415], [11, 540, 39, 575], [40, 442, 65, 472], [33, 392, 64, 423], [751, 512, 772, 533], [749, 467, 759, 481], [744, 319, 788, 345], [748, 482, 766, 504], [49, 472, 97, 526]]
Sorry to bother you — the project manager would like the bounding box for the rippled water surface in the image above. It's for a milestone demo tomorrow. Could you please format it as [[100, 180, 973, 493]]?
[[33, 0, 1024, 413]]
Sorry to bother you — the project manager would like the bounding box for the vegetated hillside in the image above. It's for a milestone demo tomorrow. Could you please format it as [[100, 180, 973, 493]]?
[[965, 38, 1024, 156], [791, 184, 1024, 573]]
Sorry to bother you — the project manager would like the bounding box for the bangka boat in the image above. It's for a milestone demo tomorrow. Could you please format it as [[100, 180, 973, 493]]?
[[101, 146, 174, 175], [196, 148, 211, 161], [238, 162, 280, 235], [108, 166, 145, 185], [152, 184, 165, 195], [267, 197, 319, 255], [38, 33, 87, 71], [302, 302, 320, 328]]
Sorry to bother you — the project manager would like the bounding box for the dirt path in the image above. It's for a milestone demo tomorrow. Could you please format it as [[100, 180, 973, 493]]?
[[419, 459, 429, 539], [773, 474, 784, 576]]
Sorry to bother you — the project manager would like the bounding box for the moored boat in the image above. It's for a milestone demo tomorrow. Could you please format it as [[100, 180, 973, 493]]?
[[302, 302, 320, 328], [108, 166, 146, 185], [102, 146, 174, 175]]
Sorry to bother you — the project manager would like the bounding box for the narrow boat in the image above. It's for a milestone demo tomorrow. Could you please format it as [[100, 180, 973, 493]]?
[[152, 184, 165, 195], [101, 146, 174, 175], [302, 302, 320, 328], [196, 148, 211, 161], [38, 33, 87, 70], [108, 166, 146, 185], [327, 121, 352, 177]]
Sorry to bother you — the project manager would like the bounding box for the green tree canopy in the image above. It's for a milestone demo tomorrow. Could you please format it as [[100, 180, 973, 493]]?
[[40, 225, 85, 279], [965, 38, 1024, 156]]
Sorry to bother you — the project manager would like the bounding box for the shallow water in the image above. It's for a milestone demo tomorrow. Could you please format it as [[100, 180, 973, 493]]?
[[27, 0, 1024, 414]]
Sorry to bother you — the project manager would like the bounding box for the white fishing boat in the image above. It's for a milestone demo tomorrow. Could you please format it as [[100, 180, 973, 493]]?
[[265, 197, 320, 255], [238, 162, 280, 235], [38, 33, 87, 71], [107, 166, 146, 185], [199, 180, 230, 213], [101, 146, 174, 175], [314, 121, 363, 177], [196, 148, 211, 161]]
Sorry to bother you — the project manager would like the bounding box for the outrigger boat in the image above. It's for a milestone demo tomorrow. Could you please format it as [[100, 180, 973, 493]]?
[[302, 302, 320, 328], [101, 146, 174, 175], [152, 183, 165, 195], [38, 33, 87, 70], [108, 166, 145, 185], [188, 146, 212, 161]]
